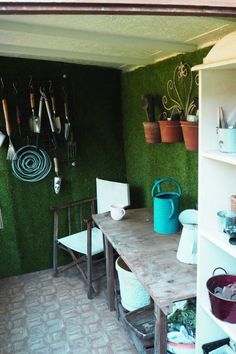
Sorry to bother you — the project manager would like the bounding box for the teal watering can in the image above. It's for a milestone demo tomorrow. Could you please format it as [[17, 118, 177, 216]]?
[[151, 178, 182, 234]]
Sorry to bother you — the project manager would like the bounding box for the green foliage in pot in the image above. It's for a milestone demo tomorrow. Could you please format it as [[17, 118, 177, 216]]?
[[140, 94, 155, 122], [167, 298, 196, 338]]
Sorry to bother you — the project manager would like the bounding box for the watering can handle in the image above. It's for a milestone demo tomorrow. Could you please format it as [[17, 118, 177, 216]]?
[[151, 177, 182, 197], [168, 199, 175, 219]]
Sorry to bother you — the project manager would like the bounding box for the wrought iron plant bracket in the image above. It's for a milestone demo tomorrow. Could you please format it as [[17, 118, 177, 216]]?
[[162, 62, 199, 119]]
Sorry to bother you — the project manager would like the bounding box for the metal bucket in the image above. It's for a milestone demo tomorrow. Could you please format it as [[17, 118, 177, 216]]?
[[207, 267, 236, 323], [217, 128, 236, 153], [115, 257, 151, 312], [151, 178, 182, 234]]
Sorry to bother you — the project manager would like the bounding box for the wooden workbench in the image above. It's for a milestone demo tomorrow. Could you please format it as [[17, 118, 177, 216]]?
[[93, 208, 197, 354]]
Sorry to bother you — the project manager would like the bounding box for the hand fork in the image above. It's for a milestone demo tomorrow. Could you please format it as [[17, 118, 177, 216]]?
[[67, 133, 77, 165]]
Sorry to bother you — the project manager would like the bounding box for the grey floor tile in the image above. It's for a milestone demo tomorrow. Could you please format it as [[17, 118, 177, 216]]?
[[0, 268, 137, 354]]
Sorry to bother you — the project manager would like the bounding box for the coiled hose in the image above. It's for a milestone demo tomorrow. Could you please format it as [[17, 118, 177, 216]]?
[[12, 145, 52, 182]]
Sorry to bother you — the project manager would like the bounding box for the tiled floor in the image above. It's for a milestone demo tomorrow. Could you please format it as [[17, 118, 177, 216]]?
[[0, 266, 137, 354]]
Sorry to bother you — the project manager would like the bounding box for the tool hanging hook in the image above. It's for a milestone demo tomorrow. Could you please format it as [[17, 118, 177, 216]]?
[[40, 86, 46, 98], [12, 81, 22, 136], [29, 75, 34, 93], [12, 82, 18, 95], [0, 77, 4, 90], [49, 80, 53, 94]]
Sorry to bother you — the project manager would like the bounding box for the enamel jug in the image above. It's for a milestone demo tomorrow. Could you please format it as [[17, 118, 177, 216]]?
[[151, 178, 182, 234], [177, 209, 198, 264]]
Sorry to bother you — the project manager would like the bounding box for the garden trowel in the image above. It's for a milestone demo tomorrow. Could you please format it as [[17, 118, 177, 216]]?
[[49, 81, 61, 134], [53, 157, 62, 194]]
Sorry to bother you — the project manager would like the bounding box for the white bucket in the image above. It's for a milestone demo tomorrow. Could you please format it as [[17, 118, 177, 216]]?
[[218, 128, 236, 153], [115, 256, 151, 311]]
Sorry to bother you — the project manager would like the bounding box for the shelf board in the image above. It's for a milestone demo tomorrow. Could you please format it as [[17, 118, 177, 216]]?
[[200, 301, 236, 342], [201, 229, 236, 259], [201, 150, 236, 165]]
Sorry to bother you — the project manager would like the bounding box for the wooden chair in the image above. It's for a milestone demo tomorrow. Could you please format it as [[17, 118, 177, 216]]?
[[52, 177, 130, 299]]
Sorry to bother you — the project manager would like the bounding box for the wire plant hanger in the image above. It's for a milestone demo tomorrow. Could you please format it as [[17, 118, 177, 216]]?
[[162, 62, 199, 119]]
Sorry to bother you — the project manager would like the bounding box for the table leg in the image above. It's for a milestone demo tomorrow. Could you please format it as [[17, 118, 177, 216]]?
[[104, 236, 115, 311], [154, 303, 167, 354]]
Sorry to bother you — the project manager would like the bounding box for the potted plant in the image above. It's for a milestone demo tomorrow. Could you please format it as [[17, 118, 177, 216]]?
[[180, 97, 199, 152], [159, 109, 183, 143], [161, 62, 198, 149], [167, 298, 196, 354], [141, 94, 161, 144]]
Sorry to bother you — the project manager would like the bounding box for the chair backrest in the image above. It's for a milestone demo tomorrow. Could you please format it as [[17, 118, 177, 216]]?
[[96, 178, 130, 214]]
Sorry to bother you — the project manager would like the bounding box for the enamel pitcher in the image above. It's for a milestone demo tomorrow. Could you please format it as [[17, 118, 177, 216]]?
[[151, 178, 182, 234]]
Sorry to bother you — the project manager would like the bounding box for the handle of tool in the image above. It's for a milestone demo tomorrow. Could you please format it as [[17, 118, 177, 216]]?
[[44, 96, 58, 149], [30, 92, 35, 110], [53, 157, 59, 175], [16, 104, 21, 125], [2, 98, 11, 136], [51, 95, 56, 114], [64, 101, 69, 121], [45, 96, 55, 133]]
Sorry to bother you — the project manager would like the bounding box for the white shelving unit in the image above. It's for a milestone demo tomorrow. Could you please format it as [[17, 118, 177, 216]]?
[[192, 31, 236, 353]]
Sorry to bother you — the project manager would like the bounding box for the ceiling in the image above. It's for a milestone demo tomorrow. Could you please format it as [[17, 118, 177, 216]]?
[[0, 15, 236, 71]]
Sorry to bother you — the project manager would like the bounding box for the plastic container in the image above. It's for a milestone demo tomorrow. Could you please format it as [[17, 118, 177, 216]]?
[[124, 303, 154, 348], [115, 257, 151, 311], [206, 268, 236, 323]]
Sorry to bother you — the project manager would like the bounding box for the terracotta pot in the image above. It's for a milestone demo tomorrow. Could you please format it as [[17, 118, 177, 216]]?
[[180, 120, 198, 152], [143, 122, 161, 144], [159, 120, 183, 143]]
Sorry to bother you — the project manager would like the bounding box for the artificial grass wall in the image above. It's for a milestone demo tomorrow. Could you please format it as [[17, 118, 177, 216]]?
[[0, 57, 126, 277], [121, 47, 211, 210], [1, 46, 211, 277]]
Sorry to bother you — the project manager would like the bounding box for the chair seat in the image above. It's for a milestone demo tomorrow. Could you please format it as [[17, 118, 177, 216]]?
[[58, 227, 104, 256]]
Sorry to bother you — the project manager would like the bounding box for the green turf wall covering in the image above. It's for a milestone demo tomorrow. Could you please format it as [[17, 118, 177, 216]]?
[[0, 57, 126, 277], [121, 47, 211, 210], [1, 46, 210, 277]]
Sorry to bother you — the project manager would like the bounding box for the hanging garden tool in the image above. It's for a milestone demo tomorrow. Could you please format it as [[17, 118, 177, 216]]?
[[29, 77, 41, 135], [12, 82, 22, 136], [40, 87, 57, 150], [1, 78, 16, 160], [53, 156, 62, 194], [11, 85, 51, 182], [67, 131, 77, 166], [12, 145, 52, 182], [49, 80, 61, 134], [40, 87, 62, 193], [62, 86, 70, 140]]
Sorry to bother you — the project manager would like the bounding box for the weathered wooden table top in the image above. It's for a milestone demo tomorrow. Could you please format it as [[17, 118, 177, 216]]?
[[93, 207, 197, 314]]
